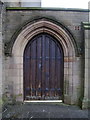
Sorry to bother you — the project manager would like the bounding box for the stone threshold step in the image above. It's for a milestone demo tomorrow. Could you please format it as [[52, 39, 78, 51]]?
[[24, 100, 62, 103]]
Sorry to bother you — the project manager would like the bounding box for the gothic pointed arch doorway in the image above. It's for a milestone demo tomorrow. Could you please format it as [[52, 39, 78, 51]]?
[[11, 18, 80, 105], [23, 33, 64, 100]]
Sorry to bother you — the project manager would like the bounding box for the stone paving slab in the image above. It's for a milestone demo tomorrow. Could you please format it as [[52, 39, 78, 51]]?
[[1, 103, 90, 119]]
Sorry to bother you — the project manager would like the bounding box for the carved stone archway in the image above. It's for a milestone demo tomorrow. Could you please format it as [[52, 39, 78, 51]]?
[[9, 18, 80, 104]]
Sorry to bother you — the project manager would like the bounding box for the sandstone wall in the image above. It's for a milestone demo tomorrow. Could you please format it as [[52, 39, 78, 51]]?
[[3, 7, 89, 108]]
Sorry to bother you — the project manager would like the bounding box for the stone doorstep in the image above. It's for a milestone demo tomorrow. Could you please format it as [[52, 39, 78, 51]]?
[[24, 100, 62, 103]]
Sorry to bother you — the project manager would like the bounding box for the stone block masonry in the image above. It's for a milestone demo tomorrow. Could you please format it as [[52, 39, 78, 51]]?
[[0, 5, 89, 109], [0, 2, 6, 119], [82, 23, 90, 109]]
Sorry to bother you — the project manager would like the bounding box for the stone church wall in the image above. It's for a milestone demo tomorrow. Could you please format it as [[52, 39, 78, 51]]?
[[1, 7, 89, 108], [0, 2, 6, 118], [81, 3, 90, 108], [5, 9, 88, 47]]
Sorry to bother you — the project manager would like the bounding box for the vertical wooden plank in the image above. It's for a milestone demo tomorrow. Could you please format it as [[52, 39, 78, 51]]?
[[50, 39, 56, 97], [45, 36, 50, 97], [30, 42, 33, 97], [24, 50, 26, 99], [30, 40, 36, 98], [28, 46, 31, 98], [35, 39, 38, 98], [41, 34, 46, 98], [36, 36, 42, 97], [49, 38, 51, 97], [29, 44, 31, 97], [52, 40, 56, 97], [57, 47, 61, 88], [55, 43, 58, 96], [24, 49, 26, 99], [59, 46, 64, 96], [24, 44, 31, 100]]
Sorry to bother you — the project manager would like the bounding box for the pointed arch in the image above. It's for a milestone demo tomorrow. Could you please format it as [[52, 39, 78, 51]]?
[[5, 18, 79, 57]]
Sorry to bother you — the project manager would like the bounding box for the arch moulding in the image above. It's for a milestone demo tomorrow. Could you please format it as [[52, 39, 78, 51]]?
[[10, 18, 80, 105]]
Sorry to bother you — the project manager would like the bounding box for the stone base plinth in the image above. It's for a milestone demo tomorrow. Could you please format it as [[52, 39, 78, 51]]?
[[64, 94, 78, 105], [82, 98, 90, 109]]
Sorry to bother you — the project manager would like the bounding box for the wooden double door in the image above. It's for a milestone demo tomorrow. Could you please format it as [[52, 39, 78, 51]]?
[[24, 33, 64, 100]]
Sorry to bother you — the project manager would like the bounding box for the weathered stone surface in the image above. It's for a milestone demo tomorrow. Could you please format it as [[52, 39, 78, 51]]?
[[0, 3, 89, 109], [2, 103, 88, 119], [5, 10, 88, 46], [82, 23, 90, 108]]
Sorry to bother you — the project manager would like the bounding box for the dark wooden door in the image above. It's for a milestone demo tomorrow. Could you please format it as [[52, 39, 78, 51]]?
[[24, 33, 64, 100]]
